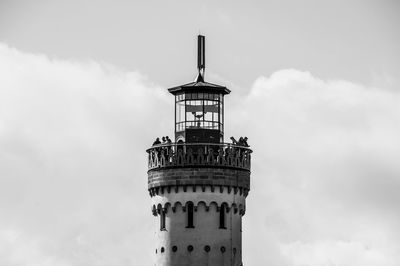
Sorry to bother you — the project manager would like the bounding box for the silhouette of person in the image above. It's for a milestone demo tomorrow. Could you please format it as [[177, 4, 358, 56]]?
[[238, 137, 244, 146], [165, 136, 172, 157], [243, 137, 249, 147], [153, 138, 161, 146]]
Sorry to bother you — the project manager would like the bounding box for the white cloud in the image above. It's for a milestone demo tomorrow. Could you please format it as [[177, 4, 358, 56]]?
[[0, 43, 165, 265], [0, 44, 399, 265], [236, 69, 400, 265], [280, 240, 395, 266]]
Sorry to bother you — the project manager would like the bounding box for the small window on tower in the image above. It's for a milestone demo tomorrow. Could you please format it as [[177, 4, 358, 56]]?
[[186, 202, 194, 228], [219, 204, 226, 229], [160, 210, 166, 231]]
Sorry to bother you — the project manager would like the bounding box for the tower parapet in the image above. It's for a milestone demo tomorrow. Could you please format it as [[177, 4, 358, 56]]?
[[147, 36, 251, 266], [147, 142, 251, 171], [147, 142, 251, 196]]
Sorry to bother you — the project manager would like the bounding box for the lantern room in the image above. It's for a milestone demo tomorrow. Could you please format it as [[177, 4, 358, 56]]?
[[168, 35, 230, 143]]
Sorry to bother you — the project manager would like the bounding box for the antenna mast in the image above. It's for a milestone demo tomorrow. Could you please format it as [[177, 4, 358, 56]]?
[[197, 35, 205, 81]]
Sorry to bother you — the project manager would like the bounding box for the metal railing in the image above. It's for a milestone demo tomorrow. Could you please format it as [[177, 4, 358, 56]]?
[[146, 142, 252, 171]]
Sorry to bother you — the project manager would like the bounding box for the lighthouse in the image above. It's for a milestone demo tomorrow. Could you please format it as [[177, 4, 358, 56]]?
[[147, 36, 252, 266]]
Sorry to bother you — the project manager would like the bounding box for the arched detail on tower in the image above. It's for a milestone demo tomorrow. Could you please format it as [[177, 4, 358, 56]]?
[[185, 201, 195, 211], [220, 202, 230, 213], [172, 201, 183, 213], [156, 203, 163, 215], [196, 201, 208, 212], [154, 200, 247, 213], [185, 200, 195, 207], [164, 202, 171, 213], [209, 201, 219, 212]]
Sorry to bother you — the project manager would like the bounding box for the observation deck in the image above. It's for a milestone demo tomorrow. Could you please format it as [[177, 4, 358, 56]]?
[[147, 142, 252, 172], [147, 142, 252, 196]]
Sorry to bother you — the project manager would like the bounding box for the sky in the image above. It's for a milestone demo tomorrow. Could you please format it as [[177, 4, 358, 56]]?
[[0, 0, 399, 265]]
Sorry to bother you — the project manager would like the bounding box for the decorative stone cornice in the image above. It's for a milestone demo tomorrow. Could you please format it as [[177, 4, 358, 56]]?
[[148, 184, 249, 198], [152, 200, 246, 216]]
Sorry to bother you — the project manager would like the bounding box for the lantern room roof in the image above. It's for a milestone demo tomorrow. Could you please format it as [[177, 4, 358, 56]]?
[[168, 77, 231, 95]]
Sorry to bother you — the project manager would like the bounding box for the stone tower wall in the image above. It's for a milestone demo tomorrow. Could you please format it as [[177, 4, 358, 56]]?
[[147, 145, 251, 266], [151, 186, 245, 266]]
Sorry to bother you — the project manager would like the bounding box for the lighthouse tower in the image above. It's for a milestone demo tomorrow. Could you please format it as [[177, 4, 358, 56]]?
[[147, 36, 252, 266]]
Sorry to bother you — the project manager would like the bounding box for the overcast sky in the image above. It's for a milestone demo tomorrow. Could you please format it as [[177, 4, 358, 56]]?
[[0, 1, 399, 265]]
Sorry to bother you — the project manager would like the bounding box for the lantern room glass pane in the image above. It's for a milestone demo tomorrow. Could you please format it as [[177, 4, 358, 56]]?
[[184, 98, 220, 130], [174, 91, 225, 141], [176, 101, 185, 132]]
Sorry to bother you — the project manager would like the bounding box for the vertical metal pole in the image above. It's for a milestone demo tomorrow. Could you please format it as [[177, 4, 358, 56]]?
[[174, 95, 177, 141], [197, 35, 205, 78]]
